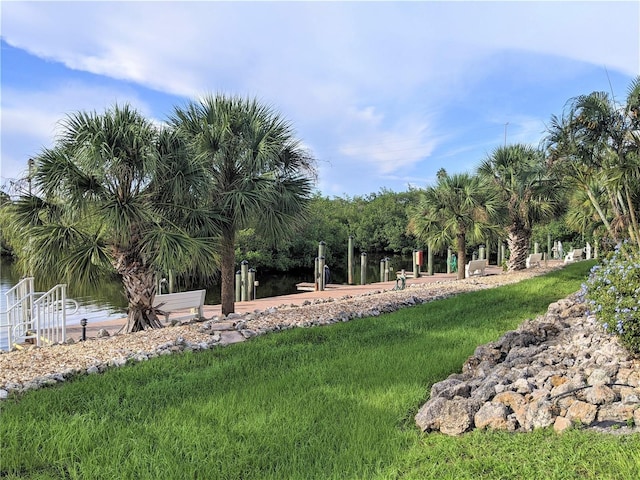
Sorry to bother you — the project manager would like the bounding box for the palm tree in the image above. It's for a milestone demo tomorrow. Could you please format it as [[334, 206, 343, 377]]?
[[171, 94, 316, 315], [409, 172, 501, 280], [544, 77, 640, 248], [478, 144, 564, 271], [7, 104, 219, 332]]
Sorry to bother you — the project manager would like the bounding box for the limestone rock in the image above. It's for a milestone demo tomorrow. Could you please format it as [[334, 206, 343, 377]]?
[[415, 397, 447, 432], [439, 398, 478, 436], [553, 416, 572, 433], [96, 329, 110, 338], [584, 385, 618, 405], [430, 378, 471, 400], [566, 401, 598, 425], [474, 402, 510, 430]]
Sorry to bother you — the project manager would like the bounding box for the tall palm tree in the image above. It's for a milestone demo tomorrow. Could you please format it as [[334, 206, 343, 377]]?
[[7, 105, 219, 332], [478, 144, 564, 271], [171, 94, 316, 315], [409, 172, 501, 280]]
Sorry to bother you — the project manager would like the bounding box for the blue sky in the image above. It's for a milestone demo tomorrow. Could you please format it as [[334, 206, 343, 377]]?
[[2, 1, 639, 198]]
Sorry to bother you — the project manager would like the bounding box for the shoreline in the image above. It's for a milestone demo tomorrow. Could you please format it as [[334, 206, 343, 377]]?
[[1, 263, 564, 396]]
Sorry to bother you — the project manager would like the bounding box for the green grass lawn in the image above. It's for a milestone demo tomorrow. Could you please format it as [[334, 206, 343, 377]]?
[[1, 261, 639, 479]]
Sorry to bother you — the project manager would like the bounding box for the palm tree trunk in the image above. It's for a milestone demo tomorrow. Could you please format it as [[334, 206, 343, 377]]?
[[506, 224, 530, 271], [112, 249, 162, 332], [585, 186, 617, 242], [220, 225, 236, 316], [623, 184, 640, 249], [456, 234, 466, 281]]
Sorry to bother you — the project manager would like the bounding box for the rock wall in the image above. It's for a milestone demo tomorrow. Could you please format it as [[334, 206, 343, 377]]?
[[415, 294, 640, 435]]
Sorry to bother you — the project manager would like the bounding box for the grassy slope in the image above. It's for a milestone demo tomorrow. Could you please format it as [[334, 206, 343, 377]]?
[[1, 261, 638, 479]]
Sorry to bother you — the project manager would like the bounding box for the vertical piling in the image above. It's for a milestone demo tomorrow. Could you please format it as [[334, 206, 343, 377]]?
[[360, 252, 367, 285], [248, 268, 256, 300], [168, 269, 174, 294], [235, 270, 242, 302], [318, 256, 325, 291], [447, 247, 452, 274], [241, 260, 249, 302], [348, 236, 354, 285]]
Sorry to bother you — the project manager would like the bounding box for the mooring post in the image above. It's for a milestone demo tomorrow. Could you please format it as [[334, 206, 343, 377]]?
[[235, 270, 242, 302], [360, 252, 367, 285], [427, 244, 433, 275], [413, 250, 418, 279], [248, 268, 256, 300], [347, 236, 354, 285], [318, 256, 325, 291], [447, 247, 452, 274], [241, 260, 249, 302]]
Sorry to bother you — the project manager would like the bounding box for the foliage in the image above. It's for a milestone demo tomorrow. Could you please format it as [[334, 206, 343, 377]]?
[[5, 105, 220, 332], [478, 144, 565, 271], [531, 220, 581, 255], [544, 76, 640, 248], [170, 94, 316, 314], [234, 190, 422, 273], [583, 240, 640, 354], [409, 172, 502, 279], [348, 188, 420, 254]]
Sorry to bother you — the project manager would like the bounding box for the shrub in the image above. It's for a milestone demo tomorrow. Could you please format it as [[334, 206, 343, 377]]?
[[583, 241, 640, 355]]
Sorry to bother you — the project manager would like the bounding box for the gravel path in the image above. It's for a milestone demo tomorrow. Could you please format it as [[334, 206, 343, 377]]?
[[0, 267, 562, 396]]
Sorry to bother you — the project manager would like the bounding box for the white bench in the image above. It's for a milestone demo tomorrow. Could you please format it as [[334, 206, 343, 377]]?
[[526, 253, 543, 268], [396, 270, 415, 279], [153, 289, 206, 323], [564, 248, 584, 263], [465, 259, 487, 278]]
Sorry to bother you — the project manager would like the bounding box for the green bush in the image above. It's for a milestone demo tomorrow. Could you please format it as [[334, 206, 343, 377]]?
[[583, 240, 640, 355]]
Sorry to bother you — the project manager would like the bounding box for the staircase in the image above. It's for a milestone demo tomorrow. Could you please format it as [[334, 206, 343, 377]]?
[[1, 278, 78, 351]]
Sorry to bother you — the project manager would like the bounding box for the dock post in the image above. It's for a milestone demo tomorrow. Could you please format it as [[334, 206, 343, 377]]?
[[235, 270, 242, 302], [348, 236, 354, 285], [360, 252, 367, 285], [384, 257, 390, 282], [248, 268, 256, 300], [318, 256, 325, 291], [447, 247, 452, 274], [241, 260, 249, 302]]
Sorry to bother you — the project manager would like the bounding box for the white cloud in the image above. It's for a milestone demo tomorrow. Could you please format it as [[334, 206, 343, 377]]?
[[2, 1, 638, 195], [1, 82, 154, 182]]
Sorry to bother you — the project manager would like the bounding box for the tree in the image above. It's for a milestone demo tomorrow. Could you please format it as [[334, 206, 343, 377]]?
[[7, 104, 219, 332], [409, 173, 501, 280], [544, 77, 640, 248], [348, 189, 419, 255], [478, 144, 564, 271], [171, 94, 316, 315]]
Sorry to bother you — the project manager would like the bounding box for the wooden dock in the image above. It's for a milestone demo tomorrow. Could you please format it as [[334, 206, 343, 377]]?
[[295, 282, 341, 292]]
